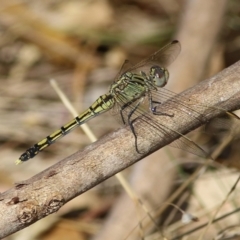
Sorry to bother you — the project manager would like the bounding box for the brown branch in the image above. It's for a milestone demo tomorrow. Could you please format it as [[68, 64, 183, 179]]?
[[0, 61, 240, 238]]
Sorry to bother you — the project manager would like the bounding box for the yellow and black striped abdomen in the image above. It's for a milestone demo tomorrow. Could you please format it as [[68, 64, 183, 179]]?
[[16, 94, 115, 164]]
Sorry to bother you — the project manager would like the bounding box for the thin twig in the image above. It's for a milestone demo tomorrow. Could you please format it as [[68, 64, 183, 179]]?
[[198, 175, 240, 240]]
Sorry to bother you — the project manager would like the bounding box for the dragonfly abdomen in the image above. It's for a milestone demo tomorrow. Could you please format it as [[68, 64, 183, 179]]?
[[16, 94, 115, 163]]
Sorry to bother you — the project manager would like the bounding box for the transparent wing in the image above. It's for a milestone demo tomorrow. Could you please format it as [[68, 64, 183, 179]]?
[[115, 40, 181, 81], [149, 88, 238, 157], [110, 40, 234, 157], [114, 87, 234, 158]]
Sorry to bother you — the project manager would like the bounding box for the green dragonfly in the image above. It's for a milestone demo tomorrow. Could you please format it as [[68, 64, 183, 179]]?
[[16, 40, 212, 164]]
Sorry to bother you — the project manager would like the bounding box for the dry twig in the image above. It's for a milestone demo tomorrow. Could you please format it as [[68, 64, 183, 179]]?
[[0, 61, 240, 238]]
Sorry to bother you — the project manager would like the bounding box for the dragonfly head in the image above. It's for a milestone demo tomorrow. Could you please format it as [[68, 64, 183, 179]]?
[[150, 66, 169, 87]]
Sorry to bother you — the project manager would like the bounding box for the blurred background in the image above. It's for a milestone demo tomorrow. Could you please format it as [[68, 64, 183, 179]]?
[[1, 0, 240, 239]]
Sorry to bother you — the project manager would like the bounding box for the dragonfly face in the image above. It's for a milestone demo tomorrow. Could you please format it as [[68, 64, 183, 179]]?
[[149, 66, 169, 88]]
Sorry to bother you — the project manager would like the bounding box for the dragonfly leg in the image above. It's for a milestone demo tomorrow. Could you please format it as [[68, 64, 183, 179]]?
[[127, 100, 143, 154], [150, 97, 174, 117], [117, 99, 142, 153], [119, 106, 126, 125], [119, 99, 139, 125]]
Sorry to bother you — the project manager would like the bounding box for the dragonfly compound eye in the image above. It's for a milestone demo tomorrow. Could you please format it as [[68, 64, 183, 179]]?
[[150, 66, 169, 87]]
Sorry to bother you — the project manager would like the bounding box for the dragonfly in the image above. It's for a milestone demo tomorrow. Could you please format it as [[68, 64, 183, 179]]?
[[16, 40, 216, 164]]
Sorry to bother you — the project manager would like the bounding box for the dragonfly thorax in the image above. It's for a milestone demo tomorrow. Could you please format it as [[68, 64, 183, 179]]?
[[110, 71, 149, 103], [149, 66, 169, 88]]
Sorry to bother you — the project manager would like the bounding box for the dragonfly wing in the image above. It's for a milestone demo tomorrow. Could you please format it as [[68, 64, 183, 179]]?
[[126, 40, 181, 75], [135, 110, 210, 158], [133, 40, 180, 68], [114, 40, 181, 82], [169, 134, 209, 158], [114, 60, 134, 83], [110, 85, 235, 158], [116, 87, 211, 157]]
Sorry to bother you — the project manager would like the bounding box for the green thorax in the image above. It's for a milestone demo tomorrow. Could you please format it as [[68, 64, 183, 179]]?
[[110, 71, 154, 104]]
